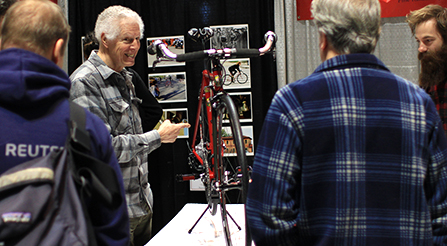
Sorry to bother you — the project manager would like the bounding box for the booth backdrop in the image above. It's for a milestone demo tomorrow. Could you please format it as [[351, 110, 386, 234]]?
[[67, 0, 277, 235]]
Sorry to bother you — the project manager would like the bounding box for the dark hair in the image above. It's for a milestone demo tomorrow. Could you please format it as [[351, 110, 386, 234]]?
[[83, 31, 99, 59], [0, 0, 17, 17]]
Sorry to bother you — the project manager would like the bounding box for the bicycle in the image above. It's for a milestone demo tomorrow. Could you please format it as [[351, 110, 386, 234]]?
[[164, 75, 174, 88], [149, 28, 276, 246], [222, 70, 249, 86]]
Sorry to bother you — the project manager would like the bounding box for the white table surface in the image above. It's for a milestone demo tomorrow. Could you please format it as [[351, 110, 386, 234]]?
[[145, 203, 252, 246]]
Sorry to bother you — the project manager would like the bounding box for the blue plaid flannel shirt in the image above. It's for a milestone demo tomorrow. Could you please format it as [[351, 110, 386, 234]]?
[[247, 53, 447, 245]]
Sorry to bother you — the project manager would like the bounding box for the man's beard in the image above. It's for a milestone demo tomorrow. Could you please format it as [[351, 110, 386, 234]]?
[[418, 45, 447, 88]]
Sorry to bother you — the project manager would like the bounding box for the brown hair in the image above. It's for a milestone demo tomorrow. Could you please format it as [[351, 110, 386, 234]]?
[[1, 0, 71, 57], [406, 4, 447, 43]]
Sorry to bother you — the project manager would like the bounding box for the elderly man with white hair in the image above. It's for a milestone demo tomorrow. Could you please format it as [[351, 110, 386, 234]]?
[[70, 5, 190, 246]]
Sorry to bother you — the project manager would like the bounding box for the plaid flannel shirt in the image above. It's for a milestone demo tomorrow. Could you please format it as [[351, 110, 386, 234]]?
[[247, 53, 447, 245], [426, 83, 447, 135], [70, 51, 161, 218]]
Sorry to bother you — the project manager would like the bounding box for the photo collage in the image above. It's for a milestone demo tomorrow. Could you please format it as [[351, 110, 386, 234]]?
[[147, 25, 254, 191]]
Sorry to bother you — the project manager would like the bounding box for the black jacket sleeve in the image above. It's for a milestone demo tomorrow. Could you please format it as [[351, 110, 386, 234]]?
[[128, 68, 163, 132]]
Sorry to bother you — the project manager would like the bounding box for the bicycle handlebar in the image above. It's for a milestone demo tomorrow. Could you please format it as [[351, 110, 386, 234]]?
[[148, 31, 277, 64]]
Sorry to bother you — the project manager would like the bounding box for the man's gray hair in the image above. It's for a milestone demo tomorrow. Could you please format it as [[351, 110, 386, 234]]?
[[94, 5, 144, 42], [311, 0, 381, 54]]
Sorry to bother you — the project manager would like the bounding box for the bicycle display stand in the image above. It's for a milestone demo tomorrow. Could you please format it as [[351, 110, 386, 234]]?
[[187, 204, 241, 234], [149, 27, 276, 246]]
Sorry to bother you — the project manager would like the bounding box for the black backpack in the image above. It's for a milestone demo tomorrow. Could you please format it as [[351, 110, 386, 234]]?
[[0, 102, 123, 246]]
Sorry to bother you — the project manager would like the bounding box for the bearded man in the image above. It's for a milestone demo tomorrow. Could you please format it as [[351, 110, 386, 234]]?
[[407, 4, 447, 134]]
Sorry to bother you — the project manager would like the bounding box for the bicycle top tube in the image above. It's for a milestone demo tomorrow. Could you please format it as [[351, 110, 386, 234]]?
[[149, 31, 277, 64]]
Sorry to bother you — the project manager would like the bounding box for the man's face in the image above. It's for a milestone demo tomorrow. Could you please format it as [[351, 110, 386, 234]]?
[[106, 18, 140, 72], [415, 18, 444, 54], [414, 18, 447, 88]]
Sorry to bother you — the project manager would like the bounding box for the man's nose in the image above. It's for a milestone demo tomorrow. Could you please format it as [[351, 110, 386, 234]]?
[[418, 43, 428, 53], [129, 38, 140, 47]]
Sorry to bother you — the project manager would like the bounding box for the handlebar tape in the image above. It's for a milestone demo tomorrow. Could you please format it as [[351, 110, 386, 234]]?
[[231, 49, 261, 57], [176, 51, 209, 62], [176, 49, 262, 62]]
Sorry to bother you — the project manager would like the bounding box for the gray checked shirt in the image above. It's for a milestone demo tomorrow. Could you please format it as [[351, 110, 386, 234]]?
[[70, 51, 161, 218]]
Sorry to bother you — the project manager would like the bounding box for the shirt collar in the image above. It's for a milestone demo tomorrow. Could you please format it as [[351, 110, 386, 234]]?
[[315, 53, 390, 74], [88, 51, 131, 80]]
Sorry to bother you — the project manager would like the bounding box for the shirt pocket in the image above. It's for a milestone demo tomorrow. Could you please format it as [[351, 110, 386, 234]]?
[[108, 98, 132, 135]]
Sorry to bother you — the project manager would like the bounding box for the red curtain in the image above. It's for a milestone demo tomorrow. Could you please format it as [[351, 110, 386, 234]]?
[[297, 0, 447, 21]]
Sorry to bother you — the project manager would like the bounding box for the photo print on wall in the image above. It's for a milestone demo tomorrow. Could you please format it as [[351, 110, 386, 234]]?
[[147, 35, 185, 68], [153, 108, 189, 139], [221, 58, 251, 89], [222, 125, 254, 157], [210, 24, 249, 49], [148, 72, 187, 103], [223, 92, 252, 123]]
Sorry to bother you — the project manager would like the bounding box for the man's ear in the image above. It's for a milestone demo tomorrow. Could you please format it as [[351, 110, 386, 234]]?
[[319, 32, 328, 62], [101, 33, 108, 49], [319, 32, 327, 51], [52, 38, 65, 68]]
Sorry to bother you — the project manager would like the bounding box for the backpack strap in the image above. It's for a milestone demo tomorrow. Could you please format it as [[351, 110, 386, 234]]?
[[67, 102, 124, 246], [68, 102, 97, 246], [67, 102, 123, 208], [69, 102, 90, 151]]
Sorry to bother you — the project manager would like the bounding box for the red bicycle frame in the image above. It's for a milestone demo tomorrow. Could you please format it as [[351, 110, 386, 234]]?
[[190, 60, 225, 181]]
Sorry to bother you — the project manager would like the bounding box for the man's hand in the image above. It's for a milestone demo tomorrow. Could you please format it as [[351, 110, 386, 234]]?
[[157, 120, 191, 143]]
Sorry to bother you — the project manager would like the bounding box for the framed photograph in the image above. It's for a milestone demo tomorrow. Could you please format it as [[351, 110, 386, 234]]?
[[210, 24, 249, 49], [148, 72, 187, 103], [221, 58, 251, 89], [222, 125, 254, 157], [147, 35, 185, 68], [224, 92, 252, 123], [153, 108, 189, 139]]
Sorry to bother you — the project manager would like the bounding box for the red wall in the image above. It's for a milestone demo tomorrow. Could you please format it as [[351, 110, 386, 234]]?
[[297, 0, 447, 21]]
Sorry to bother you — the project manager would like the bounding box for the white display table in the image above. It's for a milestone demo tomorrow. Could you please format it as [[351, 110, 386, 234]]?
[[146, 203, 252, 246]]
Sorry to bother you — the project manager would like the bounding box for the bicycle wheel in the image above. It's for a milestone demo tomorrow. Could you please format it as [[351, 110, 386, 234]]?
[[212, 92, 251, 246], [236, 71, 248, 84], [222, 74, 233, 86], [196, 96, 219, 216]]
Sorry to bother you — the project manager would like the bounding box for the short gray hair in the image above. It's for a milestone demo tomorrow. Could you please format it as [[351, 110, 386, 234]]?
[[94, 5, 144, 42], [311, 0, 381, 54]]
